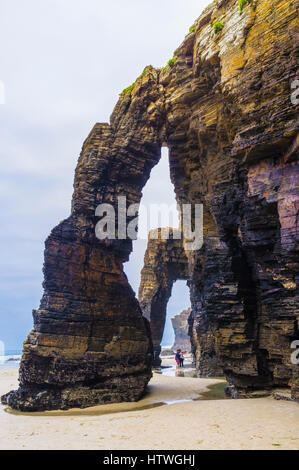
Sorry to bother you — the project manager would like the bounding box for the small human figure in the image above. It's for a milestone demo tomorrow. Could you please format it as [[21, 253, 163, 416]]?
[[175, 350, 180, 368], [179, 351, 184, 368]]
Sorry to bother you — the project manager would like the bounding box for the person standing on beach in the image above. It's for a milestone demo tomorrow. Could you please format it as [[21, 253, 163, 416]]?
[[179, 351, 184, 368], [175, 350, 180, 368]]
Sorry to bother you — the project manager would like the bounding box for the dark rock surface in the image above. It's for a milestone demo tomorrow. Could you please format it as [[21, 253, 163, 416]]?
[[2, 0, 299, 410]]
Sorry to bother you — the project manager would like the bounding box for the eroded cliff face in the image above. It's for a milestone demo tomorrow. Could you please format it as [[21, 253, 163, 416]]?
[[169, 0, 299, 397], [2, 0, 298, 410], [2, 72, 164, 411], [138, 229, 189, 366], [172, 308, 192, 354]]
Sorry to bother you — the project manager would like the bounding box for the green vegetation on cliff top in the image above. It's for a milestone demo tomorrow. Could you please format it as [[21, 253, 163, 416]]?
[[162, 56, 177, 73], [167, 57, 177, 67], [122, 67, 148, 95], [123, 0, 250, 94]]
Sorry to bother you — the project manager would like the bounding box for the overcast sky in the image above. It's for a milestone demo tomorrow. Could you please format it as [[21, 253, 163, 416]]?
[[0, 0, 211, 351]]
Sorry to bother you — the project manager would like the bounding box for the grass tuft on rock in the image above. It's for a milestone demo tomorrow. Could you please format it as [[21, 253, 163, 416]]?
[[239, 0, 250, 12], [122, 84, 135, 95], [168, 57, 177, 68], [122, 67, 149, 95], [161, 56, 177, 74], [213, 21, 224, 33]]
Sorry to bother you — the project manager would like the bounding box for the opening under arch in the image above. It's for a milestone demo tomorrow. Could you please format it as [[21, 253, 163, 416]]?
[[162, 280, 191, 350], [124, 147, 180, 294]]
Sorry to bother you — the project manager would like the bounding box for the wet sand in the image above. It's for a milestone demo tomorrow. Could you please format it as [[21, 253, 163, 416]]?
[[0, 358, 298, 450]]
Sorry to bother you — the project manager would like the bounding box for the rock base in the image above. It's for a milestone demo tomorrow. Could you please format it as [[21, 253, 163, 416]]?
[[1, 372, 151, 412]]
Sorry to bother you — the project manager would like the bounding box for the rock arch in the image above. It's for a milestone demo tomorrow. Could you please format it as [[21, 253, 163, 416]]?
[[172, 308, 192, 354], [2, 0, 299, 410], [3, 67, 166, 411], [138, 229, 189, 366]]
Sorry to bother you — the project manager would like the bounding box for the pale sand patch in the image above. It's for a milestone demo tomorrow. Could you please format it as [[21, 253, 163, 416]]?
[[0, 367, 298, 450]]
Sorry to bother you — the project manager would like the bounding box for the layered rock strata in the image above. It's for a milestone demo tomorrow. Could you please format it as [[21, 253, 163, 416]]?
[[189, 307, 224, 377], [2, 0, 299, 409]]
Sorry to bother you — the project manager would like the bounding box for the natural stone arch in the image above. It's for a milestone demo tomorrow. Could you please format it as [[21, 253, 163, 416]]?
[[2, 0, 298, 410], [3, 67, 166, 411], [137, 227, 223, 374], [138, 228, 189, 366]]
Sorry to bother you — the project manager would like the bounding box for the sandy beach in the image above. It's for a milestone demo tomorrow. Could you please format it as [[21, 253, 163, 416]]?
[[0, 357, 298, 450]]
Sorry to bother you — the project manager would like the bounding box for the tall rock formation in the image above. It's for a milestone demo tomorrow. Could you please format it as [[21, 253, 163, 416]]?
[[172, 308, 192, 353], [138, 230, 221, 374], [2, 0, 298, 410], [189, 309, 224, 377], [138, 229, 189, 366]]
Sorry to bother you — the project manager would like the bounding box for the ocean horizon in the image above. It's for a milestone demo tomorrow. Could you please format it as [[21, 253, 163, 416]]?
[[0, 350, 22, 367]]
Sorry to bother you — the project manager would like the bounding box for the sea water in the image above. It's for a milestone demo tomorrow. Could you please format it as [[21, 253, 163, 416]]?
[[0, 349, 21, 368]]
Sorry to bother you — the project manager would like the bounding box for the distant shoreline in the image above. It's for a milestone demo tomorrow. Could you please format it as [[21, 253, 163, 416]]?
[[0, 353, 21, 368]]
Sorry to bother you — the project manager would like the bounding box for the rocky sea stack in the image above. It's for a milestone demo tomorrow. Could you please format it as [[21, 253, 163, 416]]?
[[2, 0, 298, 410], [171, 308, 192, 354], [139, 229, 189, 367]]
